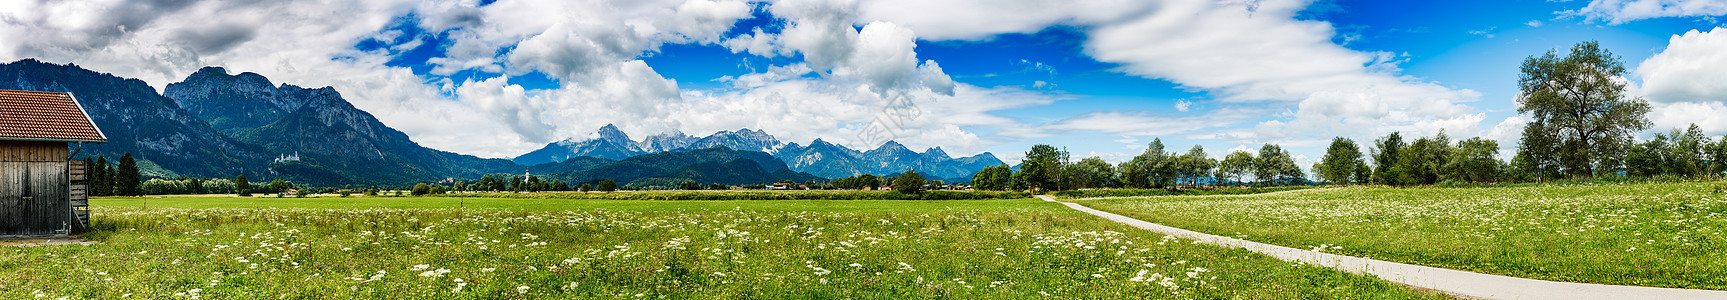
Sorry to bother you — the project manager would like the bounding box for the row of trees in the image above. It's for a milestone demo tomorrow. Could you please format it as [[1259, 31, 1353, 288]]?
[[991, 123, 1724, 191], [677, 180, 733, 190], [999, 41, 1722, 189], [85, 153, 273, 197], [1625, 125, 1727, 178], [977, 142, 1307, 192], [1311, 123, 1727, 186], [448, 175, 619, 193], [1311, 132, 1513, 185], [464, 175, 579, 192], [79, 153, 140, 197], [1324, 42, 1726, 186], [829, 174, 885, 190], [140, 178, 236, 195], [131, 175, 285, 196]]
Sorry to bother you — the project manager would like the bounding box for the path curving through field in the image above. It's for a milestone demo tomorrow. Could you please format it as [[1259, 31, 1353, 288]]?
[[1038, 195, 1727, 300]]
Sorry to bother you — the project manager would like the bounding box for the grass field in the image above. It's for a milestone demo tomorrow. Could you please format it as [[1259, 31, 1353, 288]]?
[[1078, 181, 1727, 290], [447, 190, 1031, 200], [93, 196, 1049, 213], [0, 196, 1447, 299]]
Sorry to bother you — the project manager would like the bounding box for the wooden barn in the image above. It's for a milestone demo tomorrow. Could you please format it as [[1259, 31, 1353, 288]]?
[[0, 89, 106, 237]]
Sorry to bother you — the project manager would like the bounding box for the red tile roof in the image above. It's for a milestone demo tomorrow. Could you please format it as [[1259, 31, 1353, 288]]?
[[0, 90, 107, 143]]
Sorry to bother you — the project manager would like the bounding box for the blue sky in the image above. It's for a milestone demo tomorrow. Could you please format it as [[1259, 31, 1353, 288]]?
[[5, 0, 1727, 169]]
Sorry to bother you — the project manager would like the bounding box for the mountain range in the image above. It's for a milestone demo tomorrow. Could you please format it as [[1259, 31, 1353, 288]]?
[[1, 59, 267, 178], [1, 59, 1003, 187], [511, 126, 788, 164], [513, 125, 1006, 181], [163, 66, 521, 184], [536, 146, 820, 187]]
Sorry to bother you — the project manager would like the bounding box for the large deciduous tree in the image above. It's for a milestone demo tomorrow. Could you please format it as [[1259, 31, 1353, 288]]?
[[1021, 144, 1069, 192], [1175, 146, 1215, 188], [969, 165, 1012, 191], [267, 179, 291, 194], [1513, 121, 1564, 181], [1254, 144, 1302, 185], [1370, 132, 1405, 184], [1389, 132, 1453, 186], [894, 170, 925, 194], [1317, 137, 1364, 184], [1121, 138, 1175, 188], [1707, 135, 1727, 175], [411, 183, 431, 196], [1116, 160, 1147, 188], [1444, 137, 1502, 183], [1217, 151, 1255, 185], [1072, 157, 1117, 189], [1663, 124, 1709, 177], [1628, 124, 1712, 177], [1516, 41, 1652, 177], [1625, 138, 1665, 177]]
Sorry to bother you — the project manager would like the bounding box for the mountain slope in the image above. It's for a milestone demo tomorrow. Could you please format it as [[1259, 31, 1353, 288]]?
[[163, 67, 518, 185], [521, 124, 1012, 182], [773, 138, 867, 178], [3, 59, 834, 187], [861, 141, 924, 174], [526, 156, 616, 175], [0, 59, 267, 178], [953, 152, 1008, 173], [164, 67, 303, 135], [639, 131, 697, 153], [684, 128, 782, 153]]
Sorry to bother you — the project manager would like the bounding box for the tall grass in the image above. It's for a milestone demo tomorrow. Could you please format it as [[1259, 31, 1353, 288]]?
[[1080, 181, 1727, 290], [447, 190, 1030, 201], [1, 202, 1443, 299]]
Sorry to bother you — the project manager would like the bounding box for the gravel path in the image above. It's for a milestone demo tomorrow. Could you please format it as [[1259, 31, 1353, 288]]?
[[1039, 195, 1727, 300]]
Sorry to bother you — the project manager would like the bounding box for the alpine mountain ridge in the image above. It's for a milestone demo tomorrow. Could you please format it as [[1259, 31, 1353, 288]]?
[[518, 126, 1007, 181]]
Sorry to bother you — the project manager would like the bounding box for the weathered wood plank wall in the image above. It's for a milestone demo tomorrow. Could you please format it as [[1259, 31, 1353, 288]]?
[[0, 141, 67, 162]]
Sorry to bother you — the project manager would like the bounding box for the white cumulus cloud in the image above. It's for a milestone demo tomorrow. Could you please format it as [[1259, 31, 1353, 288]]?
[[1635, 27, 1727, 136], [1566, 0, 1727, 24], [1637, 27, 1727, 103], [853, 0, 1486, 145]]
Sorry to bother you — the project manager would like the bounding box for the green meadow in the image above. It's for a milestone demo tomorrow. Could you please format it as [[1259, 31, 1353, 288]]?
[[1079, 181, 1727, 290], [0, 195, 1445, 299]]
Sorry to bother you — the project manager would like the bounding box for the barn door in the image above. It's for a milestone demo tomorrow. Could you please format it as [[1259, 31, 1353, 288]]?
[[0, 162, 69, 236]]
